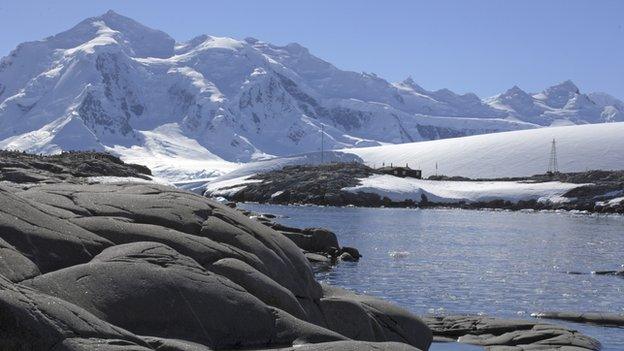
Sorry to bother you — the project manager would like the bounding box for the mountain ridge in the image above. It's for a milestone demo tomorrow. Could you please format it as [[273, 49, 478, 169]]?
[[1, 10, 622, 180]]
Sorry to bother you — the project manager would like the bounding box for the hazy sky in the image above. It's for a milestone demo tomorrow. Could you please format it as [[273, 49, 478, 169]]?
[[1, 0, 622, 99]]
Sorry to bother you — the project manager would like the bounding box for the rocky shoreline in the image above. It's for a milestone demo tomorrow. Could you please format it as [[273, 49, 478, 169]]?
[[0, 152, 432, 350], [235, 208, 362, 271], [206, 163, 624, 214], [532, 312, 624, 328], [423, 315, 601, 350], [0, 152, 609, 350]]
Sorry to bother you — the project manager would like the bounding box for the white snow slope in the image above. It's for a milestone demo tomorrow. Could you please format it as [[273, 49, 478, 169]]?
[[343, 175, 582, 204], [341, 122, 624, 179], [204, 122, 624, 181], [1, 11, 623, 182]]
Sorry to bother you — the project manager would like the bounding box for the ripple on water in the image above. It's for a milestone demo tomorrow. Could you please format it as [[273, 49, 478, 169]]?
[[240, 204, 624, 351]]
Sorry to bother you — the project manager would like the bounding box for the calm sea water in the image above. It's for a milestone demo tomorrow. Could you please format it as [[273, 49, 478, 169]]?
[[240, 204, 624, 351]]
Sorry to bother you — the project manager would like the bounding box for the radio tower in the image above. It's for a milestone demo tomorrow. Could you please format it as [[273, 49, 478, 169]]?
[[320, 124, 325, 165], [548, 138, 559, 174]]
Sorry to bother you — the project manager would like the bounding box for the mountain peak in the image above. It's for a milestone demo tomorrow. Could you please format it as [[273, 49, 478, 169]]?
[[101, 9, 123, 18], [538, 80, 581, 108], [62, 10, 176, 58], [283, 42, 309, 55], [398, 76, 425, 92], [500, 85, 530, 98], [545, 80, 580, 95], [88, 9, 148, 30], [402, 76, 416, 86]]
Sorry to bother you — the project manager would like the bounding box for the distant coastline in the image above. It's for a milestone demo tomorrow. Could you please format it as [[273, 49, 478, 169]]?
[[205, 163, 624, 214]]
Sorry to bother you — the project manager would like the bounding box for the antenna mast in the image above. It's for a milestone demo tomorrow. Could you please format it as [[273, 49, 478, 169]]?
[[320, 123, 324, 165], [548, 138, 559, 174]]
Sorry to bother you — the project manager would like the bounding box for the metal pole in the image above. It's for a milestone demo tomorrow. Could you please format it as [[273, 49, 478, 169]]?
[[320, 124, 324, 165]]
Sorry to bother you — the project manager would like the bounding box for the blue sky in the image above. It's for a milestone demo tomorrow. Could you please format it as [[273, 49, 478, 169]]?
[[1, 0, 622, 99]]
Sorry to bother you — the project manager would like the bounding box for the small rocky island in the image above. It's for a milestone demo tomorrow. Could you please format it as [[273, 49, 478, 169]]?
[[0, 152, 605, 350], [206, 162, 624, 213]]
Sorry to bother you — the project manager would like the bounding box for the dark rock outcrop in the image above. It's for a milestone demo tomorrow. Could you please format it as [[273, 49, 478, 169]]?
[[0, 237, 40, 282], [0, 162, 432, 351], [322, 285, 433, 349], [274, 225, 341, 254], [422, 315, 601, 350], [210, 257, 309, 320], [565, 268, 624, 278], [208, 163, 624, 213], [532, 311, 624, 327], [0, 274, 150, 350], [244, 212, 361, 270], [0, 150, 151, 183], [24, 242, 343, 349], [218, 162, 381, 206]]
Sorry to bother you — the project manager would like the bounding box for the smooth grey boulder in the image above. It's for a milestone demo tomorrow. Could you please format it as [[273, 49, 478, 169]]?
[[69, 216, 267, 272], [272, 307, 347, 346], [0, 184, 113, 273], [0, 275, 148, 350], [279, 227, 340, 253], [0, 237, 40, 282], [210, 257, 308, 320], [321, 284, 432, 351], [49, 183, 213, 234], [24, 182, 321, 302], [201, 206, 322, 300], [23, 242, 343, 349], [320, 297, 387, 342]]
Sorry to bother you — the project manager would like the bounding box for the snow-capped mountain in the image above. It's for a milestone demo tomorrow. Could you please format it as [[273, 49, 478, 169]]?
[[486, 80, 623, 125], [0, 11, 622, 180]]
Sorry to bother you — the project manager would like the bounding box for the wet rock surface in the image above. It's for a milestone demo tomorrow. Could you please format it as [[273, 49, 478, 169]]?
[[238, 208, 361, 271], [0, 153, 430, 350], [422, 315, 601, 350], [532, 311, 624, 327]]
